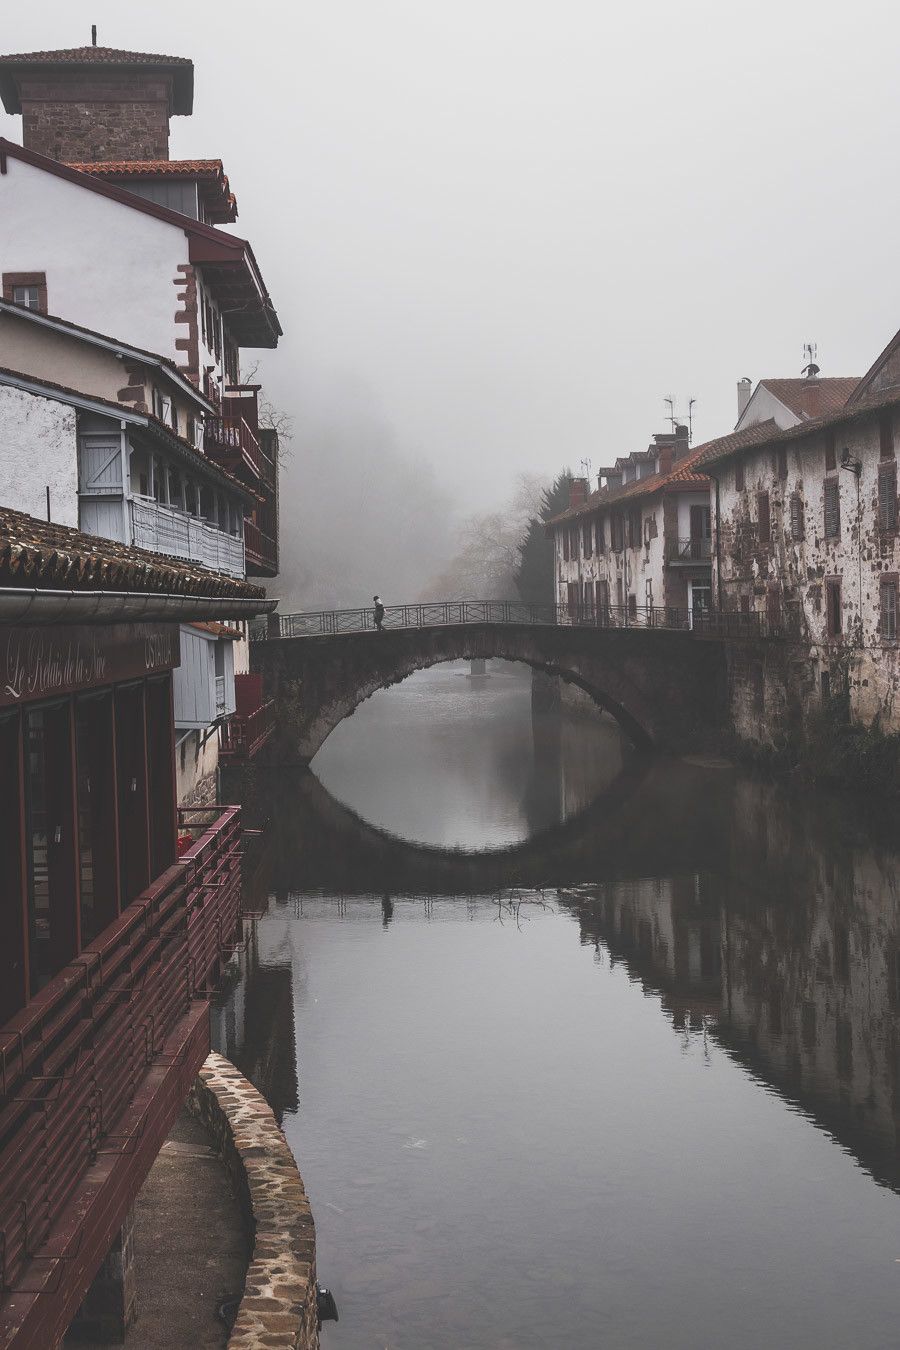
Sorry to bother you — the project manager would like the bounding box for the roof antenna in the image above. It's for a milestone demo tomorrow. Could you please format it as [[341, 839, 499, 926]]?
[[664, 396, 676, 433], [91, 24, 97, 46], [687, 396, 696, 444], [802, 341, 819, 378]]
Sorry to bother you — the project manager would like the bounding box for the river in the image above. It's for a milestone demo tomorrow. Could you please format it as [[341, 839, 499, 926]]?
[[214, 661, 900, 1349]]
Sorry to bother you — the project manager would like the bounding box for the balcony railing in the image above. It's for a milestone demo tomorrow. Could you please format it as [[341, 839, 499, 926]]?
[[220, 699, 276, 762], [244, 517, 277, 574], [0, 806, 243, 1336], [204, 416, 264, 481], [666, 536, 713, 563], [130, 496, 245, 578]]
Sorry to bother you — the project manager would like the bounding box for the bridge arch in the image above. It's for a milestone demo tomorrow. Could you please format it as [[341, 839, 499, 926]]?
[[251, 621, 727, 764]]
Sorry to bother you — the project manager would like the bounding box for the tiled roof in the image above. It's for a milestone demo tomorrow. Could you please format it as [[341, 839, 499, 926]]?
[[0, 47, 193, 114], [549, 422, 781, 525], [0, 506, 265, 599], [190, 621, 244, 639], [756, 377, 859, 421], [0, 46, 191, 65], [68, 159, 238, 223]]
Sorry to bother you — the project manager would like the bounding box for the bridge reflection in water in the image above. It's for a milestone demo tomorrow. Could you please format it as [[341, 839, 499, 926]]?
[[220, 756, 900, 1199]]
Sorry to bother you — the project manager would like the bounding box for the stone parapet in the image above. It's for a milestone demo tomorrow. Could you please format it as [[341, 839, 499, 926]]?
[[189, 1053, 319, 1350]]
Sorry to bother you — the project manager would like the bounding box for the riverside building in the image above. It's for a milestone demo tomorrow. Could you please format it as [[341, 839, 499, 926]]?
[[0, 40, 282, 796]]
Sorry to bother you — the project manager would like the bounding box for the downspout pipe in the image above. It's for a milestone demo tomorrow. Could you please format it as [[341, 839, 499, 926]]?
[[705, 468, 724, 612], [0, 587, 278, 626]]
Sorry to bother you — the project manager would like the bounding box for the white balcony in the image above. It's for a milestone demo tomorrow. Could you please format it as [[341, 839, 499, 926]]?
[[129, 495, 245, 578]]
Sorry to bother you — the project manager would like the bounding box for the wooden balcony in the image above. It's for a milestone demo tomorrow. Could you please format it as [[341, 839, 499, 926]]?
[[204, 415, 265, 482], [244, 516, 278, 577], [220, 702, 275, 762], [0, 806, 243, 1348]]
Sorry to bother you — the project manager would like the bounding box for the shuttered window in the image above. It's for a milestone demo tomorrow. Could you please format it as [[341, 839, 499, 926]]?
[[735, 459, 745, 492], [880, 413, 895, 460], [562, 529, 569, 562], [611, 515, 624, 552], [881, 578, 898, 641], [595, 517, 605, 554], [824, 478, 841, 540], [582, 521, 592, 557], [826, 578, 842, 638], [777, 446, 788, 480], [789, 493, 805, 541], [757, 492, 771, 545], [878, 461, 898, 533], [824, 431, 836, 472]]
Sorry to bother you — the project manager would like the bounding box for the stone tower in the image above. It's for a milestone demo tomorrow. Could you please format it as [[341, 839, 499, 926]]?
[[0, 42, 194, 162]]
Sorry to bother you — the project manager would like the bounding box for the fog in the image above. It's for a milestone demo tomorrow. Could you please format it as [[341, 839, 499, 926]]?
[[4, 1, 900, 605]]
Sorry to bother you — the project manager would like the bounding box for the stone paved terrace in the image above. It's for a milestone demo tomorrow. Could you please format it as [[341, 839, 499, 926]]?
[[66, 1107, 248, 1350]]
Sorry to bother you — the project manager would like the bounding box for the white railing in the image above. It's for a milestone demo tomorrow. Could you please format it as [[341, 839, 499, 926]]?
[[129, 496, 245, 578]]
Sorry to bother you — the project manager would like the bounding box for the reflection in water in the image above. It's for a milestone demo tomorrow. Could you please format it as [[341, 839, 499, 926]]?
[[216, 665, 900, 1350], [312, 660, 626, 847]]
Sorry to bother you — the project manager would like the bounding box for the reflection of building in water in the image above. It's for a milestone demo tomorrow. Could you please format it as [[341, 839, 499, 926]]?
[[562, 784, 900, 1188], [211, 917, 299, 1123]]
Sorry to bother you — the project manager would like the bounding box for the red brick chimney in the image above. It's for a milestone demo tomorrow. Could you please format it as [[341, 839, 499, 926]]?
[[568, 477, 589, 510], [0, 45, 194, 162], [658, 445, 674, 476]]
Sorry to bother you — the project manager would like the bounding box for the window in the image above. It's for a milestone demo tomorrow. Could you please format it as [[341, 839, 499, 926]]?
[[825, 577, 842, 638], [880, 412, 895, 460], [627, 594, 637, 619], [776, 446, 788, 480], [611, 514, 624, 552], [824, 430, 836, 472], [824, 478, 841, 540], [881, 577, 898, 641], [595, 517, 605, 554], [757, 491, 771, 545], [582, 521, 592, 558], [735, 459, 745, 492], [627, 508, 641, 549], [561, 528, 569, 563], [570, 526, 579, 559], [789, 492, 805, 541], [2, 271, 48, 314], [879, 460, 897, 533]]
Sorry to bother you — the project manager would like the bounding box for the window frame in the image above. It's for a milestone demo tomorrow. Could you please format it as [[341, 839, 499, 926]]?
[[825, 576, 842, 639], [880, 573, 898, 642], [2, 271, 48, 314]]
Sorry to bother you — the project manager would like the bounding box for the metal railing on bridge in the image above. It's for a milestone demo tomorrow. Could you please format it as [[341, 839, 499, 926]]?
[[252, 601, 769, 641]]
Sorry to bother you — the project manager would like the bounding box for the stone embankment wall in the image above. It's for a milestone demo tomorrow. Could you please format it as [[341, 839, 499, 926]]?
[[189, 1053, 319, 1350]]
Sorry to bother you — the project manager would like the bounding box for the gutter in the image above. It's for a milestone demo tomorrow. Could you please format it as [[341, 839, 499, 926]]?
[[0, 587, 278, 626]]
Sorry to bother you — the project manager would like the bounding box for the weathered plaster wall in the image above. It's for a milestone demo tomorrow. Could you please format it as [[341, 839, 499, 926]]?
[[716, 405, 900, 733], [176, 731, 220, 807], [0, 384, 78, 524]]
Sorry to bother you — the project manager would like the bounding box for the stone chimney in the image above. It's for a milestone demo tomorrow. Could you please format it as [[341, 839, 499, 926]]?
[[568, 477, 589, 511], [737, 378, 752, 420], [0, 45, 194, 162]]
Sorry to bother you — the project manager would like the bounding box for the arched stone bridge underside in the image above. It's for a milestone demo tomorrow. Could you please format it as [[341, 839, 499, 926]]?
[[251, 623, 729, 763]]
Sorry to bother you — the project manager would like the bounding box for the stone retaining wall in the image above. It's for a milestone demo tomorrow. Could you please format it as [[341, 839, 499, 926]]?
[[188, 1053, 319, 1349]]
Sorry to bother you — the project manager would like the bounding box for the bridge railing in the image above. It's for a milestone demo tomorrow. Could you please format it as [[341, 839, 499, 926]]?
[[252, 601, 771, 641]]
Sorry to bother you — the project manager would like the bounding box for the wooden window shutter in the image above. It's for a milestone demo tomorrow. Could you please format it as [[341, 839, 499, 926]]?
[[880, 578, 898, 641], [789, 493, 805, 541], [824, 431, 836, 472], [826, 578, 842, 637], [879, 461, 898, 532], [824, 478, 841, 539], [880, 413, 895, 460], [757, 491, 771, 545], [562, 528, 569, 562]]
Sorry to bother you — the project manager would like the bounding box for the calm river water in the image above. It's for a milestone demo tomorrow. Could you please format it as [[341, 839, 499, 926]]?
[[215, 661, 900, 1350]]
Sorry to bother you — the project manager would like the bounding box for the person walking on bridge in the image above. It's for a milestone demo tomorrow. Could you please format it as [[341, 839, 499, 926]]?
[[373, 595, 385, 631]]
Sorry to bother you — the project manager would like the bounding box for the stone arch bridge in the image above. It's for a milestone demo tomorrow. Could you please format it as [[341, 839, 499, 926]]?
[[251, 608, 732, 763]]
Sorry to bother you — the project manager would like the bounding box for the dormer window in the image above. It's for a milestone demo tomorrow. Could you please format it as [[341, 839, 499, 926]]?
[[3, 272, 48, 314]]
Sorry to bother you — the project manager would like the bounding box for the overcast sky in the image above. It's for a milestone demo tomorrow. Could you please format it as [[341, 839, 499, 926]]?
[[3, 1, 899, 514]]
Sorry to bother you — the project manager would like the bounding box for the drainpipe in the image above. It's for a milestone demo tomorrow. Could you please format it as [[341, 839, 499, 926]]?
[[706, 468, 724, 612]]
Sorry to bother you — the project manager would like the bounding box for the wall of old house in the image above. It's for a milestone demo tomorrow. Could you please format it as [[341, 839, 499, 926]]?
[[0, 156, 189, 369], [716, 407, 900, 736], [0, 383, 78, 524]]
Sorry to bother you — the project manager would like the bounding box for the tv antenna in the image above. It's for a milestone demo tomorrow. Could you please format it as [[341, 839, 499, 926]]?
[[664, 396, 696, 444], [580, 457, 592, 482], [802, 341, 820, 377]]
